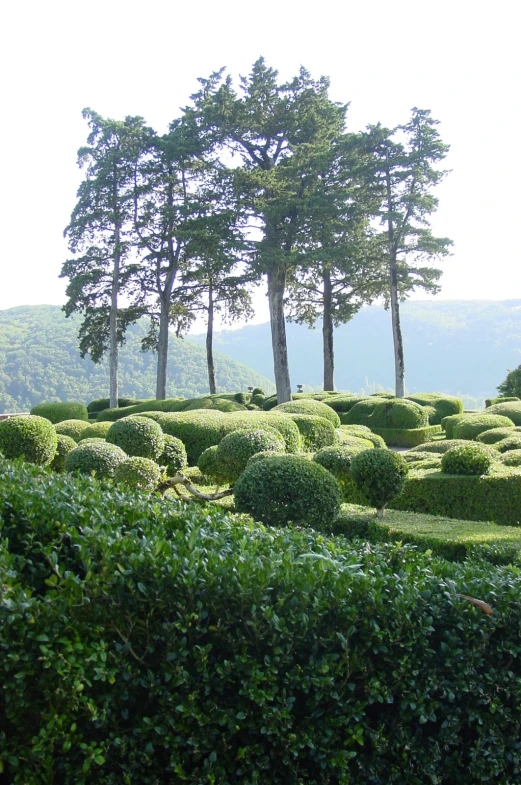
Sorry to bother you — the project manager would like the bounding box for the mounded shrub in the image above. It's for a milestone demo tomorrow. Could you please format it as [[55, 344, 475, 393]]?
[[368, 399, 429, 430], [494, 435, 521, 453], [274, 399, 341, 427], [500, 449, 521, 467], [313, 444, 367, 498], [77, 421, 114, 440], [224, 412, 301, 454], [114, 457, 161, 490], [406, 393, 463, 423], [252, 387, 264, 396], [453, 414, 515, 440], [370, 425, 442, 448], [485, 396, 520, 408], [216, 427, 286, 483], [234, 454, 342, 527], [54, 419, 89, 440], [65, 441, 127, 478], [251, 393, 265, 407], [246, 450, 284, 467], [335, 430, 377, 450], [50, 434, 77, 472], [96, 398, 189, 422], [30, 401, 89, 424], [477, 426, 519, 445], [284, 414, 337, 451], [184, 397, 247, 413], [410, 439, 473, 454], [87, 397, 147, 414], [341, 397, 389, 426], [155, 411, 226, 464], [441, 443, 496, 476], [106, 416, 165, 460], [324, 394, 367, 413], [0, 415, 58, 465], [441, 413, 468, 438], [159, 434, 188, 476], [233, 392, 249, 404], [350, 449, 409, 517], [197, 445, 229, 483], [422, 405, 439, 424], [486, 401, 521, 425]]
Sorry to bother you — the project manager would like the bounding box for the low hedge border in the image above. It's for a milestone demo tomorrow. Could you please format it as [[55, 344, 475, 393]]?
[[370, 424, 442, 447]]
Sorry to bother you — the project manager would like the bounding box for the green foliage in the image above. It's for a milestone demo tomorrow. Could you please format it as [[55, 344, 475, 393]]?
[[96, 398, 189, 421], [453, 413, 515, 440], [156, 411, 226, 464], [477, 426, 521, 444], [224, 412, 302, 455], [313, 444, 366, 498], [500, 449, 521, 467], [441, 443, 495, 476], [497, 364, 521, 399], [251, 393, 265, 407], [441, 413, 468, 438], [87, 397, 147, 413], [159, 434, 188, 477], [184, 396, 247, 412], [368, 399, 429, 429], [78, 421, 113, 440], [370, 425, 442, 447], [106, 416, 165, 460], [389, 464, 521, 526], [30, 400, 89, 424], [486, 400, 521, 425], [422, 405, 438, 424], [410, 439, 470, 454], [216, 427, 286, 483], [402, 451, 443, 471], [323, 393, 366, 412], [114, 456, 161, 490], [234, 454, 342, 527], [233, 392, 249, 404], [486, 396, 520, 408], [341, 396, 389, 425], [494, 435, 521, 453], [406, 393, 463, 423], [50, 434, 78, 472], [197, 445, 229, 484], [274, 398, 341, 427], [4, 459, 521, 783], [54, 419, 89, 440], [0, 415, 58, 465], [284, 413, 337, 451], [252, 387, 264, 395], [337, 425, 386, 449], [350, 449, 408, 514], [65, 440, 127, 478]]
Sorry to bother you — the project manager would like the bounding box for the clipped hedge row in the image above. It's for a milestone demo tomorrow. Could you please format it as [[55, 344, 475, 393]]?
[[3, 459, 521, 783], [370, 424, 442, 447]]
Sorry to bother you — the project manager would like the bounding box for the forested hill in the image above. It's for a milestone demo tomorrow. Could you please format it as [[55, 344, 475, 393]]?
[[0, 306, 274, 413], [192, 300, 521, 404]]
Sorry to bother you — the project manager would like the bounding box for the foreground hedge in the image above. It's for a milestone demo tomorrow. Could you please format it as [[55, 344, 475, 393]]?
[[3, 458, 521, 783]]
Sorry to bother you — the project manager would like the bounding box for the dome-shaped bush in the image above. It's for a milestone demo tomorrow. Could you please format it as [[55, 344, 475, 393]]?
[[313, 444, 367, 499], [336, 427, 386, 449], [441, 413, 468, 439], [216, 427, 286, 483], [65, 441, 127, 479], [106, 416, 165, 459], [30, 402, 88, 424], [500, 449, 521, 467], [0, 415, 58, 465], [284, 414, 337, 451], [368, 399, 429, 430], [274, 399, 341, 427], [54, 419, 89, 440], [222, 412, 301, 455], [485, 401, 521, 425], [234, 454, 341, 527], [494, 435, 521, 454], [441, 443, 496, 476], [50, 434, 78, 472], [78, 421, 113, 441], [485, 396, 521, 408], [335, 431, 376, 450], [325, 394, 367, 413], [86, 397, 146, 414], [406, 393, 463, 423], [350, 450, 409, 517], [453, 414, 515, 441], [159, 434, 188, 476], [409, 439, 469, 454], [476, 427, 518, 445], [341, 397, 389, 426], [197, 445, 229, 484], [114, 457, 161, 490], [251, 394, 265, 407]]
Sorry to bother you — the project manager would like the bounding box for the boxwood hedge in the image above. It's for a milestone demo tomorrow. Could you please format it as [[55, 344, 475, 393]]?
[[3, 459, 521, 783], [106, 416, 165, 460], [370, 424, 442, 447], [369, 399, 429, 429], [274, 399, 341, 427], [486, 400, 521, 425], [54, 419, 89, 440], [453, 414, 516, 440], [284, 413, 337, 451], [0, 414, 58, 465], [30, 401, 89, 423]]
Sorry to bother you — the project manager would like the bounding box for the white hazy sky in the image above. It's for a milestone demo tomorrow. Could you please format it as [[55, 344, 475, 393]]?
[[1, 0, 519, 329]]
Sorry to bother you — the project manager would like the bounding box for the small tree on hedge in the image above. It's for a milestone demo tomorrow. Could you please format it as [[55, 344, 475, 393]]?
[[350, 449, 408, 518], [498, 365, 521, 399]]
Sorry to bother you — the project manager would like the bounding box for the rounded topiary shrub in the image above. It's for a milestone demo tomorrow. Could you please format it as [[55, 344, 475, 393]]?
[[274, 399, 341, 428], [341, 397, 389, 426], [494, 435, 521, 454], [114, 457, 161, 490], [86, 397, 145, 414], [324, 394, 364, 413], [441, 413, 468, 439], [154, 411, 225, 464], [453, 414, 515, 441], [476, 427, 518, 445], [368, 399, 429, 430], [335, 431, 376, 450], [486, 396, 521, 408], [234, 454, 342, 527], [406, 393, 463, 422], [409, 439, 469, 454], [500, 449, 521, 467], [216, 427, 286, 483], [78, 421, 113, 441], [159, 434, 188, 477], [251, 394, 265, 407], [485, 401, 521, 425], [197, 445, 229, 484], [50, 434, 78, 472], [441, 443, 496, 476], [106, 416, 165, 460], [54, 419, 89, 441], [65, 441, 127, 479], [313, 444, 367, 499], [350, 449, 409, 518], [284, 414, 337, 451], [0, 415, 58, 466], [222, 412, 302, 455], [30, 401, 89, 424]]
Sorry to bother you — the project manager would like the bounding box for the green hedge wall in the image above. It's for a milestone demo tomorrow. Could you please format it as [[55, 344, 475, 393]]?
[[3, 459, 521, 783], [370, 425, 442, 447]]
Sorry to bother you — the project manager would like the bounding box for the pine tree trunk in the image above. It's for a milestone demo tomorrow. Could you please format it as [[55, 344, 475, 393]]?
[[268, 266, 292, 403], [322, 267, 335, 391], [109, 227, 120, 409], [385, 154, 405, 398], [206, 283, 217, 394], [155, 295, 170, 400]]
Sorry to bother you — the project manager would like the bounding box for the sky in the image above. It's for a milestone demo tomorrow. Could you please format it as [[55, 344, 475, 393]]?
[[1, 0, 519, 330]]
